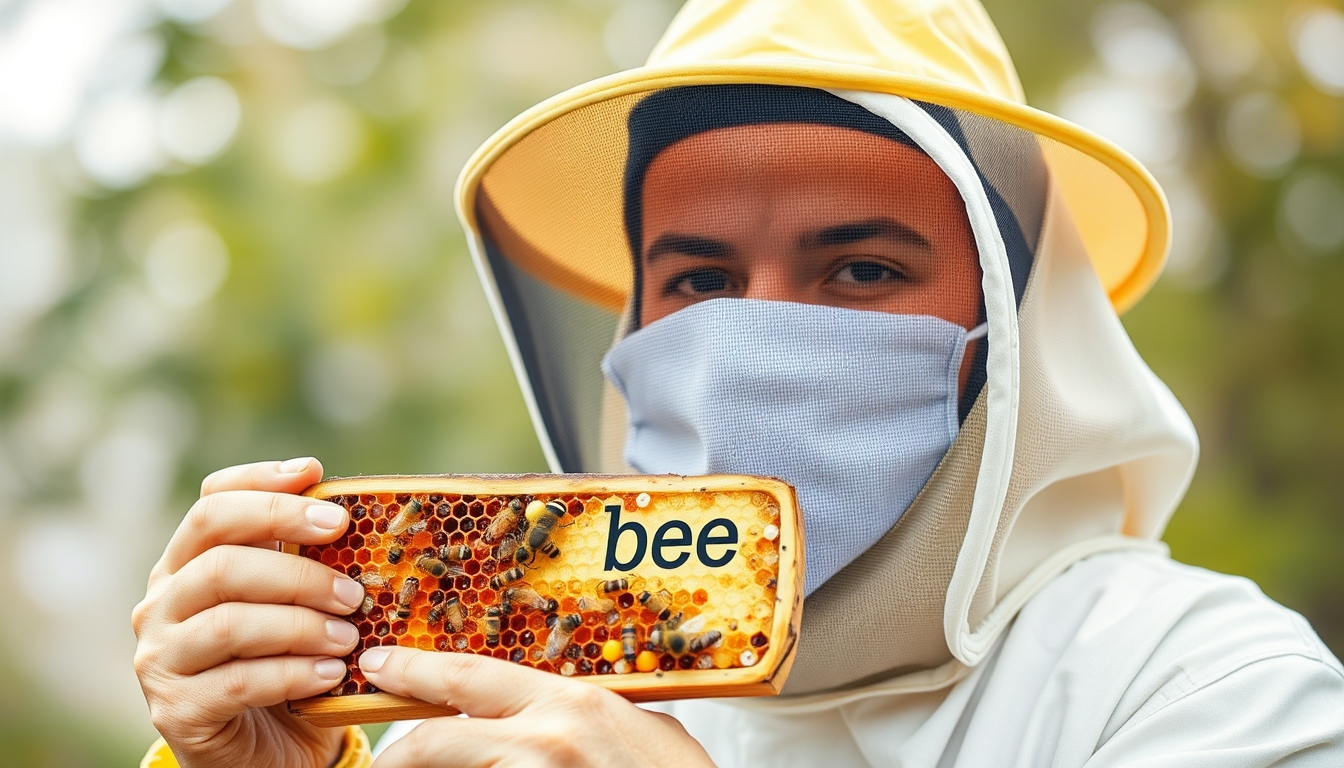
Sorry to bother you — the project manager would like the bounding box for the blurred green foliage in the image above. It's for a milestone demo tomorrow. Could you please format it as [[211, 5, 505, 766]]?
[[0, 0, 1340, 764]]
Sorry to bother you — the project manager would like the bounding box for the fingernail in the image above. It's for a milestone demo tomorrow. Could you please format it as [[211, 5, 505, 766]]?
[[360, 647, 391, 673], [333, 577, 364, 610], [279, 457, 314, 474], [315, 658, 347, 681], [307, 504, 345, 531], [326, 619, 359, 646]]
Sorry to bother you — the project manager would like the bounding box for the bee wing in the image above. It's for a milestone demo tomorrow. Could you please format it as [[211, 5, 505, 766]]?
[[679, 615, 707, 634]]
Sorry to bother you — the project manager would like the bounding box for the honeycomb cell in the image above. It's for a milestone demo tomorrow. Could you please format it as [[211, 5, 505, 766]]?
[[520, 630, 535, 647], [501, 630, 517, 647]]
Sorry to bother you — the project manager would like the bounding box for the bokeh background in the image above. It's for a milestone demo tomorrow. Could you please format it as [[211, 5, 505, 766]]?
[[0, 0, 1340, 763]]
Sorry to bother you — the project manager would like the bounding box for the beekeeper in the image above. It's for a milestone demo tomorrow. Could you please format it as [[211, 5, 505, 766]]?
[[133, 0, 1344, 766]]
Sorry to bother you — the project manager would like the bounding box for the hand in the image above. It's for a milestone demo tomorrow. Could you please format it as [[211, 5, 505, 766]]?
[[358, 646, 717, 768], [132, 458, 363, 768]]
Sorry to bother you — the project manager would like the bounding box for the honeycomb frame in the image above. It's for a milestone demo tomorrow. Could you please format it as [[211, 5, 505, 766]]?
[[283, 474, 802, 727]]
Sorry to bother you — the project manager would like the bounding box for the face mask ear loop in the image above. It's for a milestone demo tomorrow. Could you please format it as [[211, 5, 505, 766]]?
[[965, 322, 989, 343]]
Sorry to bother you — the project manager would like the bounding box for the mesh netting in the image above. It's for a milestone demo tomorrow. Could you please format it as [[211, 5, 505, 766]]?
[[473, 85, 1078, 475]]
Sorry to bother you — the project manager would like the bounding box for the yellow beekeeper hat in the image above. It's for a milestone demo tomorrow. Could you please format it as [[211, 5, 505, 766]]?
[[455, 0, 1170, 314]]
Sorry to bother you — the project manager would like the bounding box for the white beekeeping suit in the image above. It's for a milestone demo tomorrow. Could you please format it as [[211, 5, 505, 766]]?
[[378, 0, 1344, 763]]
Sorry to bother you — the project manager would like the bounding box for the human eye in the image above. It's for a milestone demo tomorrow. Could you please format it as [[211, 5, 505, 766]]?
[[666, 268, 733, 297], [830, 260, 906, 285]]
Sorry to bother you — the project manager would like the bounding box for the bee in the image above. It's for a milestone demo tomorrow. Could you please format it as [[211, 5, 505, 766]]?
[[621, 620, 638, 664], [359, 594, 376, 616], [394, 577, 419, 620], [483, 498, 523, 544], [638, 589, 674, 621], [688, 630, 722, 654], [387, 542, 404, 565], [438, 545, 472, 562], [414, 554, 463, 579], [490, 566, 525, 590], [429, 597, 464, 632], [405, 520, 428, 536], [492, 531, 524, 563], [485, 606, 501, 647], [652, 616, 714, 656], [516, 500, 564, 564], [599, 578, 629, 594], [505, 587, 558, 613], [500, 589, 513, 615], [356, 572, 391, 591], [386, 499, 426, 537], [545, 613, 582, 661], [576, 596, 615, 614]]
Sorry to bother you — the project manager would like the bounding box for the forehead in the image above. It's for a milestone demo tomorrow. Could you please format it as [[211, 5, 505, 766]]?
[[643, 123, 952, 196], [639, 123, 962, 221]]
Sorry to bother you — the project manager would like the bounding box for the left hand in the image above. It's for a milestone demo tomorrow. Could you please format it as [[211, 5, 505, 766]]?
[[358, 646, 716, 767]]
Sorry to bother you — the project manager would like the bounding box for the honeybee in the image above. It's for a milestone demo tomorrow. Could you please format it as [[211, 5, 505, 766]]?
[[405, 520, 428, 536], [414, 554, 463, 579], [599, 578, 629, 594], [516, 500, 564, 564], [356, 571, 391, 590], [638, 589, 674, 620], [429, 597, 464, 632], [652, 616, 714, 656], [485, 606, 501, 647], [490, 566, 525, 590], [438, 545, 472, 562], [483, 498, 523, 544], [505, 587, 558, 613], [386, 499, 426, 537], [621, 620, 638, 664], [545, 613, 582, 661], [576, 596, 615, 614], [387, 543, 404, 565], [359, 595, 376, 616], [491, 531, 523, 563], [500, 589, 513, 615], [394, 577, 419, 620], [688, 630, 722, 654]]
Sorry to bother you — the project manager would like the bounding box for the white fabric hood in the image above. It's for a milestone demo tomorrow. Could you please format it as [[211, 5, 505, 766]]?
[[457, 86, 1199, 695]]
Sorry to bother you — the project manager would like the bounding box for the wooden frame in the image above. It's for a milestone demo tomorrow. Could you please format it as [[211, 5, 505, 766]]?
[[283, 474, 803, 726]]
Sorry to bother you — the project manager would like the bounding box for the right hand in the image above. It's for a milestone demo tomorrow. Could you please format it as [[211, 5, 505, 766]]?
[[132, 458, 363, 768]]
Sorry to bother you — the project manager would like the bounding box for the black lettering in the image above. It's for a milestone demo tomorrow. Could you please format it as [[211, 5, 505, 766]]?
[[603, 504, 646, 571], [696, 518, 738, 568], [652, 520, 692, 569]]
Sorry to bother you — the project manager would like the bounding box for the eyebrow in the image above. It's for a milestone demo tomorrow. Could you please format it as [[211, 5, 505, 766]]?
[[800, 218, 932, 252], [645, 233, 735, 262]]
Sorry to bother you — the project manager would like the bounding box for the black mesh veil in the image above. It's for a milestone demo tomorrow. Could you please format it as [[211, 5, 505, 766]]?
[[475, 86, 1048, 472]]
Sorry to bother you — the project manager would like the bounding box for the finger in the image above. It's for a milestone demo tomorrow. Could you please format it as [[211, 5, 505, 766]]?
[[186, 655, 350, 722], [158, 545, 363, 623], [154, 603, 360, 674], [159, 490, 348, 576], [359, 646, 573, 718], [200, 457, 324, 497]]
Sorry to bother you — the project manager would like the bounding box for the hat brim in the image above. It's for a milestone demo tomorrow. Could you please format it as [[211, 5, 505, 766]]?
[[456, 60, 1168, 315]]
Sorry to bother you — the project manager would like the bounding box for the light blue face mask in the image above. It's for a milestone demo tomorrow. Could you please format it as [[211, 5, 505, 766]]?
[[601, 298, 986, 596]]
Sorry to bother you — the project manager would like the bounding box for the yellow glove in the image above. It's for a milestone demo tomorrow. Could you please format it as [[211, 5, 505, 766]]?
[[140, 726, 371, 768]]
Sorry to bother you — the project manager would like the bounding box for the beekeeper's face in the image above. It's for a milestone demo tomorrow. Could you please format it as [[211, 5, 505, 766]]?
[[638, 123, 982, 334]]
